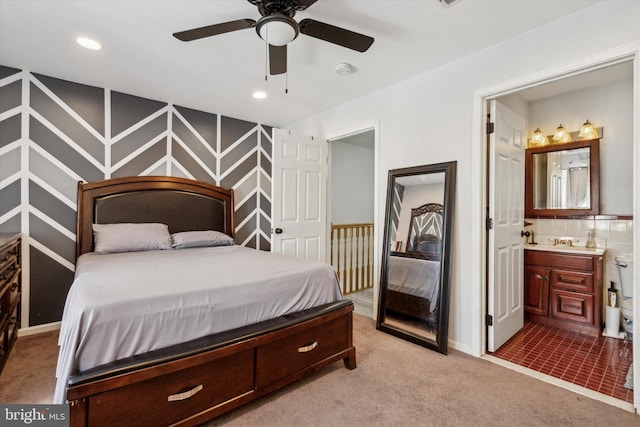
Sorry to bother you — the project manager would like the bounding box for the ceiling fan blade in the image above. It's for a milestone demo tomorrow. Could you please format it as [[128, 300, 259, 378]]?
[[299, 19, 374, 52], [269, 44, 287, 75], [173, 19, 256, 41]]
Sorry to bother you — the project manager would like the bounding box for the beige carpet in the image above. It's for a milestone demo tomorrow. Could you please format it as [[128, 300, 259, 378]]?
[[1, 315, 637, 426]]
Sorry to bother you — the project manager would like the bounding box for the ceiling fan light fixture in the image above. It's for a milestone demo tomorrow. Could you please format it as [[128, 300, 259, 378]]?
[[256, 14, 299, 46]]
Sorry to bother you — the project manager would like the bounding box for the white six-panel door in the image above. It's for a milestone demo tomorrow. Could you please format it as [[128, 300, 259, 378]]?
[[271, 128, 328, 262], [488, 100, 526, 352]]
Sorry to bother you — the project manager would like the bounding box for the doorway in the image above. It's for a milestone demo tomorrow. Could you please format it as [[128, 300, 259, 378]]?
[[328, 128, 376, 318], [477, 54, 638, 411]]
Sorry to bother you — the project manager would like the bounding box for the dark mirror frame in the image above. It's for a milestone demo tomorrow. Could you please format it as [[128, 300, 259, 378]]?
[[524, 138, 600, 218], [376, 161, 456, 354]]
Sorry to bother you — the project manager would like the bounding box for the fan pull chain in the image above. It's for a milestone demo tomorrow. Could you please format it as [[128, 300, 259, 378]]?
[[285, 71, 288, 94], [264, 28, 268, 81]]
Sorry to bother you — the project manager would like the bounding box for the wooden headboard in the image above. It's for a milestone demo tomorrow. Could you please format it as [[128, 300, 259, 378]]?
[[76, 176, 234, 257]]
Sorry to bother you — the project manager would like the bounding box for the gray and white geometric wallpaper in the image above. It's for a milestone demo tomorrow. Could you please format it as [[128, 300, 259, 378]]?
[[390, 183, 404, 241], [0, 65, 273, 327]]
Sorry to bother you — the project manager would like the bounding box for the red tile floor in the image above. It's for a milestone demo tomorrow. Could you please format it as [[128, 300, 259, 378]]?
[[490, 321, 633, 403]]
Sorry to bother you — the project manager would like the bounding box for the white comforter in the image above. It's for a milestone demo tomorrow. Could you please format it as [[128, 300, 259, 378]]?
[[54, 245, 342, 403]]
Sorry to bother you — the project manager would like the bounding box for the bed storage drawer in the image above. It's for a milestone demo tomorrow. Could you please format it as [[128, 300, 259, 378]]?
[[256, 314, 348, 388], [87, 349, 254, 427], [68, 301, 355, 427]]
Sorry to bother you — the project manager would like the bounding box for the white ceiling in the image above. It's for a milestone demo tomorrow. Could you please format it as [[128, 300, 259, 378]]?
[[0, 0, 600, 127]]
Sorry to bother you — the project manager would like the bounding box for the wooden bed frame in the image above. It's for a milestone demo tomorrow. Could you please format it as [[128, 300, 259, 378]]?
[[66, 176, 356, 427]]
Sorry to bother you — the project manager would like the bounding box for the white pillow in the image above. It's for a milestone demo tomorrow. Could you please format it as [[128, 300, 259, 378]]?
[[171, 230, 234, 249], [93, 223, 172, 254]]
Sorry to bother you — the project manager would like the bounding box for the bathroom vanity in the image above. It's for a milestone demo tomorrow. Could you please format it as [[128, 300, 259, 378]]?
[[524, 246, 604, 337]]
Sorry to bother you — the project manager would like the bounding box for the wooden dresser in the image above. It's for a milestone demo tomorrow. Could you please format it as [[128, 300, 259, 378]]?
[[0, 233, 21, 374], [524, 249, 603, 337]]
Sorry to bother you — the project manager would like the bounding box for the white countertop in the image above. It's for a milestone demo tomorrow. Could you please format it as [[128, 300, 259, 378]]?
[[525, 243, 605, 256]]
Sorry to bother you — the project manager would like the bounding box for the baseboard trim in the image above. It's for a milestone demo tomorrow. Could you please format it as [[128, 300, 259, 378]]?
[[18, 321, 61, 337]]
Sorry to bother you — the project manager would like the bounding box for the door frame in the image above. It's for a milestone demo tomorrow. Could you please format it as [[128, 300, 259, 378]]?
[[471, 42, 640, 407], [326, 121, 380, 318]]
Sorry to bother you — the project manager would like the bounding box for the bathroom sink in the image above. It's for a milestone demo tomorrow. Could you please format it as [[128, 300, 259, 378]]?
[[525, 243, 605, 256]]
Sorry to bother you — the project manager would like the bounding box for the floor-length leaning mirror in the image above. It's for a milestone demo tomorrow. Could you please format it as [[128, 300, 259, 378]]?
[[376, 161, 456, 354]]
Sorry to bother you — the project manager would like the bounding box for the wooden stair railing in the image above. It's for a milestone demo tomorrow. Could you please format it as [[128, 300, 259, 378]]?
[[330, 223, 374, 295]]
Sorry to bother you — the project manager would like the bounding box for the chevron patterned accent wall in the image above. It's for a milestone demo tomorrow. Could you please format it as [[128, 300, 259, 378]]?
[[0, 65, 273, 327], [390, 183, 404, 241]]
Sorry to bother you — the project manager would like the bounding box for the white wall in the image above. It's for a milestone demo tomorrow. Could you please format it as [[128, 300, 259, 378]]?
[[330, 142, 374, 224], [286, 2, 640, 354]]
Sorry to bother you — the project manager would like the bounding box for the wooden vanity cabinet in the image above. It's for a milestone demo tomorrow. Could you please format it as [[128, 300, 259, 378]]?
[[524, 266, 550, 316], [524, 250, 602, 337], [0, 233, 21, 374]]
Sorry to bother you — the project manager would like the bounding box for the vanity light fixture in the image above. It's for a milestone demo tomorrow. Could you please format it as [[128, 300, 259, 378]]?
[[579, 119, 599, 139], [529, 128, 549, 146], [552, 124, 572, 143]]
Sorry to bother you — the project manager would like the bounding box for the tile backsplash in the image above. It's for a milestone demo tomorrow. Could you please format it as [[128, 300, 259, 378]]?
[[525, 218, 633, 297]]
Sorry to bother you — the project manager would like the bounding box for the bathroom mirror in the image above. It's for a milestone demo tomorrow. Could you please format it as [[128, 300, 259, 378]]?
[[525, 139, 600, 218], [376, 161, 456, 354]]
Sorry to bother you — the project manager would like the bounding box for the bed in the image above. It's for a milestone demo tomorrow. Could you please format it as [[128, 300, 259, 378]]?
[[385, 203, 443, 323], [57, 176, 356, 427]]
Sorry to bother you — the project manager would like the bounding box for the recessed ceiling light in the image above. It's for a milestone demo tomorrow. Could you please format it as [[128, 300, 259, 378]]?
[[252, 91, 267, 99], [76, 37, 102, 50]]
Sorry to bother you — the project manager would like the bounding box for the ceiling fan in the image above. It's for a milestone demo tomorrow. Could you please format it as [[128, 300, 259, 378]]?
[[173, 0, 374, 75]]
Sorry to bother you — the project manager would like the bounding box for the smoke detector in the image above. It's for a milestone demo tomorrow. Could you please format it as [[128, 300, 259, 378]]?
[[335, 63, 353, 75]]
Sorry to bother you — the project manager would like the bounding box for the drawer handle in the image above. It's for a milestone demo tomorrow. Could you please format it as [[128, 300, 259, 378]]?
[[298, 341, 318, 353], [560, 277, 584, 284], [167, 384, 203, 402]]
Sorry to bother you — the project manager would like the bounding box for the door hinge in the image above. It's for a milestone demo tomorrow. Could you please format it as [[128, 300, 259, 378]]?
[[487, 314, 493, 326], [486, 122, 495, 134], [486, 217, 493, 230]]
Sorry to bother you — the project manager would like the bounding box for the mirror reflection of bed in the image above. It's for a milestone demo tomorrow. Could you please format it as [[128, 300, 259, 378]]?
[[385, 202, 443, 337]]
